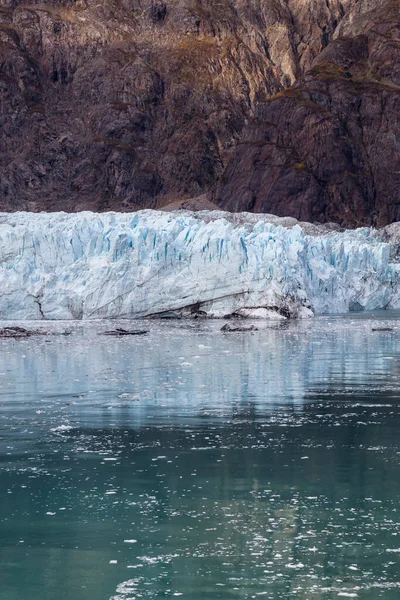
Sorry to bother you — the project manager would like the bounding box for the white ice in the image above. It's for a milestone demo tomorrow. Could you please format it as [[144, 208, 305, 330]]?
[[0, 209, 399, 320]]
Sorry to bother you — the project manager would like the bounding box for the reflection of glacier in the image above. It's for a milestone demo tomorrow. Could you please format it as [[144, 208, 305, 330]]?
[[0, 210, 399, 319], [3, 319, 400, 431], [1, 318, 398, 600]]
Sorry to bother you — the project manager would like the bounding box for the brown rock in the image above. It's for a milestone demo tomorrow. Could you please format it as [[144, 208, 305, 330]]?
[[214, 2, 400, 227], [0, 0, 399, 226]]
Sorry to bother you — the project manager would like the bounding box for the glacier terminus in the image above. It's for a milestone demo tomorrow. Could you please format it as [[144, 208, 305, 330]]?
[[0, 210, 400, 320]]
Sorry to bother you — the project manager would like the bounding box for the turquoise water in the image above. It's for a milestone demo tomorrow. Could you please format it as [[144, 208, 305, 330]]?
[[1, 314, 400, 599]]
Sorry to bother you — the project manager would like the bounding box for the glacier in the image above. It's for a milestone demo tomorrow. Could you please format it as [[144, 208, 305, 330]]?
[[0, 209, 399, 320]]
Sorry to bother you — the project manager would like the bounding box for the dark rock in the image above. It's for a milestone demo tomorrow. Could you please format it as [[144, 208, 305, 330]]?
[[0, 327, 39, 338], [221, 324, 258, 332], [223, 312, 244, 320], [349, 301, 365, 313], [149, 311, 182, 319], [192, 310, 208, 319], [99, 328, 148, 336], [150, 2, 167, 25], [0, 326, 67, 337]]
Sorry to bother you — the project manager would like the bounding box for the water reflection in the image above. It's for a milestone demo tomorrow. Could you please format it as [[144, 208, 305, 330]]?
[[0, 315, 400, 599]]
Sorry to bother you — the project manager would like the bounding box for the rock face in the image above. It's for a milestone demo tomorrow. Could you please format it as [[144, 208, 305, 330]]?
[[214, 1, 400, 227], [0, 0, 399, 225]]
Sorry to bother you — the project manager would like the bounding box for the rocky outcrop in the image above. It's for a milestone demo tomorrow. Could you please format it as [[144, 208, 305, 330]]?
[[214, 1, 400, 227], [0, 0, 399, 225]]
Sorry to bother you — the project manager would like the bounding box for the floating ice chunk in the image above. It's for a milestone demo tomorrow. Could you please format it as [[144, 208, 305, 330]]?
[[50, 425, 73, 432]]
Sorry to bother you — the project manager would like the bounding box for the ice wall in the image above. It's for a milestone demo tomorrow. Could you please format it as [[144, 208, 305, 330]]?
[[0, 210, 399, 320]]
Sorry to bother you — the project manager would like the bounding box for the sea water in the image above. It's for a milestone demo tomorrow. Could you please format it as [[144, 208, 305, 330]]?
[[1, 314, 400, 599]]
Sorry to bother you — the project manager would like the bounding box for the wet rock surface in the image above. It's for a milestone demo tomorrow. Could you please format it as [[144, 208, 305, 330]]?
[[221, 323, 258, 333], [0, 326, 70, 337], [0, 0, 398, 226], [0, 326, 46, 338], [99, 328, 148, 336]]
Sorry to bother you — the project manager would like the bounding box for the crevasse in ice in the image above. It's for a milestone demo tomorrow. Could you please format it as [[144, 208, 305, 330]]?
[[0, 210, 399, 320]]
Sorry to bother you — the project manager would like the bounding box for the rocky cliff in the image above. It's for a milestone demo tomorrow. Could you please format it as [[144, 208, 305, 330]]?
[[0, 0, 399, 225], [214, 1, 400, 227]]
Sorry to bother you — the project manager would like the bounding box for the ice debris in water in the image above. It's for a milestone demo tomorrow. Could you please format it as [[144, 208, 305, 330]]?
[[50, 425, 73, 432], [0, 209, 399, 319]]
